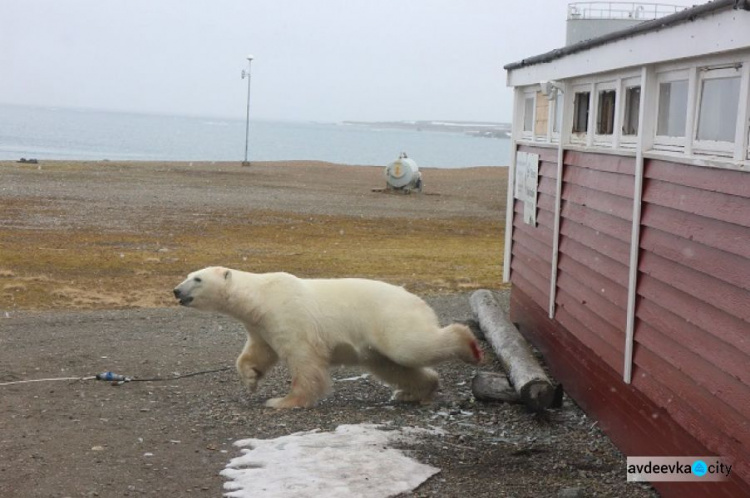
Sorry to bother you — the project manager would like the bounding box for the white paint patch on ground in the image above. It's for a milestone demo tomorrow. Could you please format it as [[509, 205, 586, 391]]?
[[221, 424, 443, 498]]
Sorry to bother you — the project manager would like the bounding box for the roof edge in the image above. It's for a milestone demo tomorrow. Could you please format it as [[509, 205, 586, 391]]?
[[504, 0, 750, 72]]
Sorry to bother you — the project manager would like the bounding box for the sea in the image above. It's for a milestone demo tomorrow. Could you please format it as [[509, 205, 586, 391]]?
[[0, 104, 510, 168]]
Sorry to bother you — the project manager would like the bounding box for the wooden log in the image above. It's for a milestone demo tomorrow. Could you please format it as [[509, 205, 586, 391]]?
[[471, 371, 521, 403], [470, 289, 555, 411]]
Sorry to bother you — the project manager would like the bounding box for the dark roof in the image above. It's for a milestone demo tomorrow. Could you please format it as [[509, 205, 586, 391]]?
[[504, 0, 750, 71]]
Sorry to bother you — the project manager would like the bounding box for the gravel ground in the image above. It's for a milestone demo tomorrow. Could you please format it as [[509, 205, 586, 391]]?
[[1, 295, 656, 498], [0, 160, 505, 232], [0, 160, 657, 497]]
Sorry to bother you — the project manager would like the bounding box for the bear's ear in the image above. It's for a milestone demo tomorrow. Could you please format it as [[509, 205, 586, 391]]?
[[224, 269, 232, 281]]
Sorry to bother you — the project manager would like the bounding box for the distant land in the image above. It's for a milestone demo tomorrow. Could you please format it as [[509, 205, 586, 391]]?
[[342, 120, 512, 138]]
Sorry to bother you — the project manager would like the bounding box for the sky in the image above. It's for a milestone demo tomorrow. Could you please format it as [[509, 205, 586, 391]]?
[[1, 0, 700, 123]]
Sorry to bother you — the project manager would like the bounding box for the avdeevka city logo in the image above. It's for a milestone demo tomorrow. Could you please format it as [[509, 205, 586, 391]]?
[[627, 456, 732, 482], [691, 460, 708, 477]]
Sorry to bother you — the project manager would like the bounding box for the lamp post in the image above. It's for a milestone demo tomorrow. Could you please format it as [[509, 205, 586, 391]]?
[[241, 55, 254, 166]]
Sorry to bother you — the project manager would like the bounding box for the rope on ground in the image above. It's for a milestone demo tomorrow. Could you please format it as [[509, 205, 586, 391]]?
[[0, 366, 232, 387], [130, 366, 232, 382], [0, 376, 96, 386]]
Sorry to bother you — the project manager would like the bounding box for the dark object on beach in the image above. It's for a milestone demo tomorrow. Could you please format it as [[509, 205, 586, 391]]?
[[551, 383, 565, 409], [18, 158, 39, 164]]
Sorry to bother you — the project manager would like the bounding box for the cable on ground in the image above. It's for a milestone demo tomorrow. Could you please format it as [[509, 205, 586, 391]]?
[[0, 366, 232, 387]]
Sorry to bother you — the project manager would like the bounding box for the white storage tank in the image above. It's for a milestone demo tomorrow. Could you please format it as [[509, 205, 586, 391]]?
[[385, 152, 422, 192]]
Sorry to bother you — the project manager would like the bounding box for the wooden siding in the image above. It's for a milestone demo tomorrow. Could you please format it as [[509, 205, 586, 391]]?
[[555, 151, 634, 376], [509, 146, 750, 493], [509, 145, 558, 311], [511, 287, 750, 497], [633, 159, 750, 486]]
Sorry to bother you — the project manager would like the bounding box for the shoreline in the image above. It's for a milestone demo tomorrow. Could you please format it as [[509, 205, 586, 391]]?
[[0, 105, 511, 167], [2, 158, 509, 169]]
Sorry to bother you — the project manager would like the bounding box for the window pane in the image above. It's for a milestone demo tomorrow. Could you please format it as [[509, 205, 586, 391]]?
[[573, 92, 590, 133], [623, 87, 640, 136], [696, 76, 741, 142], [553, 92, 563, 133], [657, 80, 688, 137], [523, 97, 534, 132], [597, 90, 616, 135]]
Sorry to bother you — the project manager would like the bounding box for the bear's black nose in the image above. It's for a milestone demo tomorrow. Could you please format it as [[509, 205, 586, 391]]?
[[173, 288, 181, 298]]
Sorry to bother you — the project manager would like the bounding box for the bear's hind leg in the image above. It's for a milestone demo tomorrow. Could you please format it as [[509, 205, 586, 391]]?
[[265, 354, 332, 409], [367, 360, 439, 403]]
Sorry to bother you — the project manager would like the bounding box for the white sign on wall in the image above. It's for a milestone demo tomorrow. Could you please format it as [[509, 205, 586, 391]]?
[[514, 151, 539, 226]]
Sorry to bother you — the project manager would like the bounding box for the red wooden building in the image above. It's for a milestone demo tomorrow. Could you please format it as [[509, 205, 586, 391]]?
[[504, 1, 749, 496]]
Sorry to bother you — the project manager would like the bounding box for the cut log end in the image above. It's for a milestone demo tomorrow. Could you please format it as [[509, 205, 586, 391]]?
[[520, 380, 556, 412]]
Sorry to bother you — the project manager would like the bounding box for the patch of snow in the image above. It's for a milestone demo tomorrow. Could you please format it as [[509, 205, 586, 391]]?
[[221, 423, 441, 498]]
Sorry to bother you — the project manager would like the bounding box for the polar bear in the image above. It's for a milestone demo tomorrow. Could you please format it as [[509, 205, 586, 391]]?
[[173, 267, 482, 409]]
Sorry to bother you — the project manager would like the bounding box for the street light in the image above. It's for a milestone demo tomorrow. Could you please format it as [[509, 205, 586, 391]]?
[[241, 55, 254, 166]]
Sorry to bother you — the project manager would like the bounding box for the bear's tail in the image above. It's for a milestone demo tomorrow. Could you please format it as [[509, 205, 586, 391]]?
[[441, 323, 484, 365]]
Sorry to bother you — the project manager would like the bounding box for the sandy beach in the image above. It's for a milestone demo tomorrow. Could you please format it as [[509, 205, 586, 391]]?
[[0, 160, 655, 497]]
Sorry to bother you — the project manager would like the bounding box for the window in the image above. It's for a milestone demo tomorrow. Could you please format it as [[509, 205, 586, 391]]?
[[622, 86, 640, 136], [528, 60, 750, 165], [657, 79, 688, 137], [523, 96, 534, 132], [572, 92, 590, 133], [552, 91, 563, 134], [596, 90, 616, 135], [695, 72, 741, 143]]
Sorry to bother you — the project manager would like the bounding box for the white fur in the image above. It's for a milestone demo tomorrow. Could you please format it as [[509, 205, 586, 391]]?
[[174, 267, 482, 409]]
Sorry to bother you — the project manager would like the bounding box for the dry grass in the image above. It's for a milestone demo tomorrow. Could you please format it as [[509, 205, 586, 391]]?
[[0, 211, 504, 311], [0, 160, 507, 311]]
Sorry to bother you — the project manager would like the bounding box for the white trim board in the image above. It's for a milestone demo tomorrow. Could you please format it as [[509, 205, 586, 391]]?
[[507, 9, 750, 87]]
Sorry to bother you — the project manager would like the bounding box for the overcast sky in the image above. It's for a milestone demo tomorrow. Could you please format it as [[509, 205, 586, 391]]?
[[1, 0, 699, 123]]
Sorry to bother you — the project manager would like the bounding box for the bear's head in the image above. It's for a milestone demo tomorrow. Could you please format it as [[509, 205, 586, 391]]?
[[173, 266, 232, 311]]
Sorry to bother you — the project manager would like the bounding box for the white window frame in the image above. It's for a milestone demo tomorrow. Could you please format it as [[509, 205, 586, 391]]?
[[619, 77, 642, 149], [551, 89, 563, 143], [570, 84, 592, 145], [653, 68, 692, 151], [732, 57, 749, 162], [521, 89, 536, 141], [593, 80, 618, 146], [692, 64, 745, 157], [512, 52, 750, 170]]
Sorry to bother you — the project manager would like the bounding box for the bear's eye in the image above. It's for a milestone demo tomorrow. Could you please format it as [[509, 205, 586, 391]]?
[[194, 277, 202, 283]]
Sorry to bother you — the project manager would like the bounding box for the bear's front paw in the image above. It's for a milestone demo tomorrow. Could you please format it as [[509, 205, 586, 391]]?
[[391, 388, 436, 404], [237, 365, 263, 392], [265, 396, 307, 409], [392, 390, 420, 403]]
